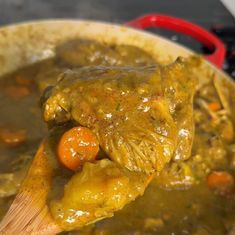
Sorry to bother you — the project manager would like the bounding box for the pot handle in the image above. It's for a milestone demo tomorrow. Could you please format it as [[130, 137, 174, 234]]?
[[126, 14, 226, 68]]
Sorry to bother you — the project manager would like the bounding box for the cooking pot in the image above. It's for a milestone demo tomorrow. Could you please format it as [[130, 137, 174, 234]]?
[[0, 14, 232, 85], [0, 14, 234, 235], [0, 13, 233, 94]]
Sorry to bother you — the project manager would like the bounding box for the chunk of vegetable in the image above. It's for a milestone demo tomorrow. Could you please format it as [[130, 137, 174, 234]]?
[[219, 118, 234, 142], [208, 102, 221, 112], [207, 171, 234, 194], [5, 86, 30, 98], [0, 128, 27, 147], [57, 126, 99, 171], [15, 75, 32, 86], [50, 159, 150, 230]]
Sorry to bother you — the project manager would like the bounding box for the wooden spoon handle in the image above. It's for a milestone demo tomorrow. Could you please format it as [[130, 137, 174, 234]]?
[[0, 140, 61, 235]]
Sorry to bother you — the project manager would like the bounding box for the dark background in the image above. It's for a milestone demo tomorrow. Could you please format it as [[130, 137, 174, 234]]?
[[0, 0, 235, 53], [0, 0, 234, 27]]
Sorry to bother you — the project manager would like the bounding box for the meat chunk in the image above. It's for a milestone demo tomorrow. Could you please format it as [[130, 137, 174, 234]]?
[[35, 41, 155, 93], [56, 39, 155, 67], [42, 58, 196, 173]]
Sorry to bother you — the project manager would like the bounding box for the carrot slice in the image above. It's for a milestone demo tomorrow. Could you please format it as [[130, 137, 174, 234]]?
[[57, 127, 99, 171], [15, 75, 32, 86], [0, 128, 27, 147], [207, 171, 234, 194], [5, 86, 30, 98], [208, 102, 221, 112]]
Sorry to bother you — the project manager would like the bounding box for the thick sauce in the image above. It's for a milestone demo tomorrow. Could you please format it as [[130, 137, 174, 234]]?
[[0, 40, 235, 234]]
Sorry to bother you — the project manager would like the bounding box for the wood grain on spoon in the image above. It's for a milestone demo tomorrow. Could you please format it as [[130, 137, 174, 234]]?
[[0, 140, 62, 235]]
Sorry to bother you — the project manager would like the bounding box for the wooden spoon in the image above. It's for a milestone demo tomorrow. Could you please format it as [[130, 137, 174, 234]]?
[[0, 139, 156, 235], [0, 139, 62, 235]]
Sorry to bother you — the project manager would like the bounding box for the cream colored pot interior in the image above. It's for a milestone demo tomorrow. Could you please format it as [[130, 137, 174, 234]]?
[[0, 19, 232, 85]]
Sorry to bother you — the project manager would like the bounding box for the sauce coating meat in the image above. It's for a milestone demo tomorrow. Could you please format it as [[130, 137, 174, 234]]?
[[0, 39, 235, 235]]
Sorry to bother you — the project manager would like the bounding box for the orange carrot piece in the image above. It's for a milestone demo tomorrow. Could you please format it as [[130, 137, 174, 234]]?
[[208, 102, 221, 112], [57, 126, 99, 171], [207, 171, 234, 193], [0, 128, 27, 147], [15, 75, 32, 86], [5, 86, 30, 98]]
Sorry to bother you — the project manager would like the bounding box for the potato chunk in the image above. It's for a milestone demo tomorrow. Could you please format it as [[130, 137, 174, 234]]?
[[50, 159, 150, 230]]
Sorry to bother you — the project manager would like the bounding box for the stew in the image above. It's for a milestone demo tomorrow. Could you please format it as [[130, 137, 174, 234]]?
[[0, 39, 235, 235]]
